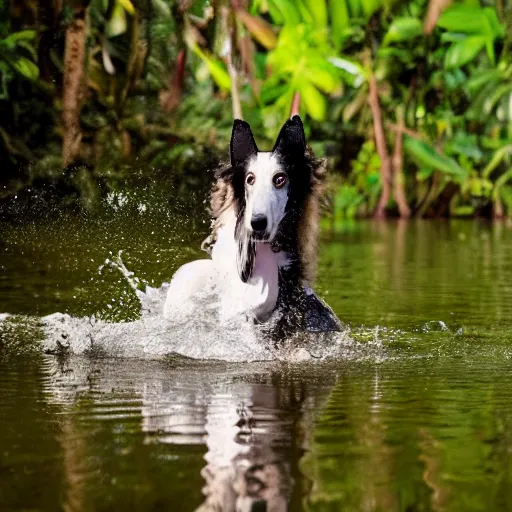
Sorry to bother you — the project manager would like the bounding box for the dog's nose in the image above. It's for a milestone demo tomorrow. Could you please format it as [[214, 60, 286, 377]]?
[[251, 215, 268, 232]]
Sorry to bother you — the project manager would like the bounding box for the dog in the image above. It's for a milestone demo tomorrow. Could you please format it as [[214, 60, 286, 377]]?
[[163, 115, 342, 337]]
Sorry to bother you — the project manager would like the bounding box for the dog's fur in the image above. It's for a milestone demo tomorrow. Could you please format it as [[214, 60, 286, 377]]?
[[165, 116, 341, 337], [210, 116, 325, 286]]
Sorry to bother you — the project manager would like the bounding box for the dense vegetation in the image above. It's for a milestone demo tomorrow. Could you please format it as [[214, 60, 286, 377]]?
[[1, 0, 511, 219]]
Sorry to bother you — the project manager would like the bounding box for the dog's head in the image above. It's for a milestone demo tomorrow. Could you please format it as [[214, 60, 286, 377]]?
[[228, 116, 312, 282]]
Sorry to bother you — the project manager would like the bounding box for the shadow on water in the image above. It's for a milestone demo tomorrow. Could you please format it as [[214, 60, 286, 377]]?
[[2, 194, 512, 509]]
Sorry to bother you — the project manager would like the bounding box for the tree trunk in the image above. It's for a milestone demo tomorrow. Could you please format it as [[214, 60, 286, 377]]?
[[424, 0, 452, 35], [222, 6, 242, 120], [290, 91, 300, 117], [159, 48, 187, 113], [62, 7, 87, 167], [391, 112, 411, 217], [368, 73, 392, 218]]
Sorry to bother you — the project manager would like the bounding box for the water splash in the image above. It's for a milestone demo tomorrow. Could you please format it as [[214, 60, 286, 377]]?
[[0, 251, 356, 362]]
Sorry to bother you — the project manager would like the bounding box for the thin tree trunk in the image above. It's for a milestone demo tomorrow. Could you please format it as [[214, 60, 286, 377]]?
[[159, 49, 187, 113], [391, 112, 411, 217], [62, 7, 87, 167], [424, 0, 452, 35], [227, 53, 242, 119], [368, 73, 392, 218], [493, 196, 505, 219], [290, 91, 301, 117], [222, 6, 242, 120]]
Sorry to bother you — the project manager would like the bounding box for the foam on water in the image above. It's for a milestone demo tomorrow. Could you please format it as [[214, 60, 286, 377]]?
[[1, 251, 357, 362]]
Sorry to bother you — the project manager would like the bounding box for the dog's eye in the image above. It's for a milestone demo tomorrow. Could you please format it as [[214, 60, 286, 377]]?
[[246, 173, 255, 186], [273, 173, 287, 189]]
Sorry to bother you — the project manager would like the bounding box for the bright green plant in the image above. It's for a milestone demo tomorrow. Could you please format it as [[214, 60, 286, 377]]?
[[0, 30, 39, 99]]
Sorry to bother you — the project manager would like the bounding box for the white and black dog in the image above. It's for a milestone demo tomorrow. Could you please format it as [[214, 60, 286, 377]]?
[[164, 115, 341, 337]]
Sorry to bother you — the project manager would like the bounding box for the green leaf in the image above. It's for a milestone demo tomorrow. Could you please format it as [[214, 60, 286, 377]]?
[[267, 0, 301, 25], [192, 46, 231, 91], [360, 0, 381, 19], [236, 11, 277, 50], [328, 57, 366, 87], [302, 0, 328, 26], [10, 56, 39, 80], [437, 5, 487, 34], [404, 136, 467, 180], [329, 0, 349, 47], [1, 30, 37, 47], [453, 205, 475, 217], [494, 168, 512, 190], [346, 0, 361, 17], [299, 82, 326, 120], [304, 65, 340, 93], [417, 168, 434, 181], [151, 0, 171, 17], [482, 145, 512, 178], [440, 32, 467, 44], [483, 7, 505, 39], [444, 36, 486, 69], [295, 0, 315, 24], [444, 132, 483, 162], [382, 17, 423, 46], [118, 0, 135, 15], [482, 83, 512, 116], [106, 3, 127, 37], [466, 69, 502, 94]]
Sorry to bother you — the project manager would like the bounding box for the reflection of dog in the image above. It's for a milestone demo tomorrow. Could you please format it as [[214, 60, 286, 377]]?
[[164, 116, 342, 336]]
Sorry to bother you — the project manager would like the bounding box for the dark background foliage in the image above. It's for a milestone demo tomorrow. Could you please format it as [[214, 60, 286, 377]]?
[[0, 0, 511, 220]]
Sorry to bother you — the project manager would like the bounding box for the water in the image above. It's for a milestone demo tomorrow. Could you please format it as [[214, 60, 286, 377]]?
[[2, 194, 512, 510]]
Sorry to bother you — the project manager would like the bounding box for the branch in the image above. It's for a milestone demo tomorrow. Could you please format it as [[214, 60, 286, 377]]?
[[387, 122, 422, 140]]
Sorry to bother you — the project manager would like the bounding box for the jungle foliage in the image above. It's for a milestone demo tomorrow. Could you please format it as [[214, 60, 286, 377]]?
[[0, 0, 511, 219]]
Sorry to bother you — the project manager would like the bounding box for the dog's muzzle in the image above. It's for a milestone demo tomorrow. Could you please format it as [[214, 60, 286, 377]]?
[[250, 214, 269, 241]]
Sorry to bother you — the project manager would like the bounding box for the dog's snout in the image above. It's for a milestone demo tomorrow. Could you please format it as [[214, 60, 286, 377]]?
[[251, 215, 268, 232]]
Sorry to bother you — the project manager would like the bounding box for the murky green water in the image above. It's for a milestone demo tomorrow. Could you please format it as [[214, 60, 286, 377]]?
[[2, 197, 512, 511]]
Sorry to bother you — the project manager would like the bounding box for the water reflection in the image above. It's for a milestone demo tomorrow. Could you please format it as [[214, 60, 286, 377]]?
[[319, 220, 512, 328], [3, 349, 512, 511], [44, 355, 335, 511]]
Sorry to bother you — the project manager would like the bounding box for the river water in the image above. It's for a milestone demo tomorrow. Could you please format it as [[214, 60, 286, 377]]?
[[1, 192, 512, 511]]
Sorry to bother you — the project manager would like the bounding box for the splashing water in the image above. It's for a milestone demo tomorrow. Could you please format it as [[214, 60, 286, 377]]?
[[0, 251, 358, 362]]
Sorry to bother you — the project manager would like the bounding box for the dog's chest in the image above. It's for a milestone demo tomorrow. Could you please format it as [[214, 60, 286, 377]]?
[[211, 225, 284, 321]]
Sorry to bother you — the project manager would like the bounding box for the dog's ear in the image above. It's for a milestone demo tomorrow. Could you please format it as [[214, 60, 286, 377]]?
[[272, 115, 306, 157], [237, 239, 256, 283], [235, 211, 256, 282], [230, 119, 258, 168]]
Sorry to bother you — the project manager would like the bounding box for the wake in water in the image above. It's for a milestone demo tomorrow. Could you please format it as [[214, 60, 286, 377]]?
[[1, 251, 357, 362]]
